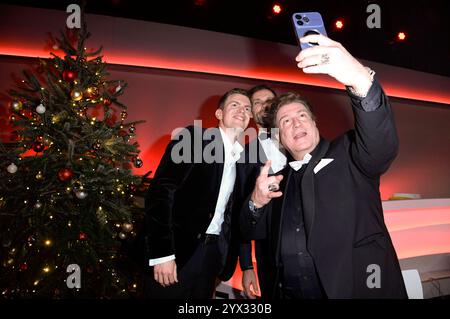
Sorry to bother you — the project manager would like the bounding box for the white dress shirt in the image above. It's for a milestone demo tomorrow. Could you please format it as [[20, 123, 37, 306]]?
[[150, 127, 243, 266], [258, 131, 287, 173]]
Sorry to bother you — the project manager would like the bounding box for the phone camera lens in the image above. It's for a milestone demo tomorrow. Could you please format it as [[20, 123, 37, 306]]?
[[297, 20, 304, 26], [294, 14, 302, 20], [303, 16, 310, 23]]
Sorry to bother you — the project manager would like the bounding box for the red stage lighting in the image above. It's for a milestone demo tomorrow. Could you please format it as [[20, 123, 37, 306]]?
[[272, 4, 282, 14], [397, 31, 407, 41], [335, 19, 344, 30]]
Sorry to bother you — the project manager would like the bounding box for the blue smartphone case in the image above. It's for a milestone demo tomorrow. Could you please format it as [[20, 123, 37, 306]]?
[[292, 12, 328, 50]]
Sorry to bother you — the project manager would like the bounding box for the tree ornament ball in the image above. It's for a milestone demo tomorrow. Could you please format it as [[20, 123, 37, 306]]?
[[129, 183, 137, 192], [32, 141, 45, 153], [134, 157, 143, 168], [36, 171, 44, 180], [7, 163, 18, 174], [118, 232, 127, 240], [11, 100, 23, 112], [58, 168, 73, 182], [36, 104, 46, 114], [75, 190, 88, 199], [129, 125, 136, 134], [122, 223, 133, 233], [62, 70, 77, 82], [34, 201, 42, 209], [79, 231, 87, 240], [103, 98, 112, 106], [71, 90, 83, 101]]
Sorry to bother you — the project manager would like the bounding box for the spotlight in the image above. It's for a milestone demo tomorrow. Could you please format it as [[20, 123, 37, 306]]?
[[272, 4, 282, 14], [335, 19, 344, 30], [397, 31, 407, 41]]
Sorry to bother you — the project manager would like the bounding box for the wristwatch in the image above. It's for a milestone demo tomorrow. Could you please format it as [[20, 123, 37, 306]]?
[[348, 67, 376, 98], [249, 199, 261, 213]]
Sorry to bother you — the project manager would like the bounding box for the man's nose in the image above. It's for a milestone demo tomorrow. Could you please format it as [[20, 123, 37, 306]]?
[[293, 117, 302, 127]]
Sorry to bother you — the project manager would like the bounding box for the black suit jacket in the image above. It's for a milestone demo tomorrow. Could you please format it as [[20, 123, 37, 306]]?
[[144, 126, 234, 272], [235, 138, 270, 295], [240, 80, 408, 298]]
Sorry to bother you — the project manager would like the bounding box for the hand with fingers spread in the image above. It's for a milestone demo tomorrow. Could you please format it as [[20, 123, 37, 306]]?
[[153, 260, 178, 287], [295, 34, 373, 96], [250, 160, 284, 208]]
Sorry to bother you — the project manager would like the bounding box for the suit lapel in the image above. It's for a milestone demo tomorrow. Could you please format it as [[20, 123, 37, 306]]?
[[206, 127, 225, 199], [301, 138, 330, 249], [272, 165, 291, 266]]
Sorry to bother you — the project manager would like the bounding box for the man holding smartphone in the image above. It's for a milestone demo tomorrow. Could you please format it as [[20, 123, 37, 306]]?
[[240, 34, 407, 299]]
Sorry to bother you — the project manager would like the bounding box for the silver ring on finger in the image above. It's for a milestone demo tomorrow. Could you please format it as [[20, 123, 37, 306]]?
[[321, 53, 330, 65], [268, 183, 279, 192]]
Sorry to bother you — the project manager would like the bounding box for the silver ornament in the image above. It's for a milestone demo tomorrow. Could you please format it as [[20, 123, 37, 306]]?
[[36, 104, 46, 114], [118, 232, 127, 240], [75, 191, 88, 199], [7, 163, 18, 174]]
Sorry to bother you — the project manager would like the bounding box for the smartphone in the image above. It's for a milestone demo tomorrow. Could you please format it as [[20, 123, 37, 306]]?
[[292, 12, 327, 50]]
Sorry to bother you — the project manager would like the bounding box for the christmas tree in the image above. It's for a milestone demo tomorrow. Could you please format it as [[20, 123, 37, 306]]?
[[0, 21, 145, 298]]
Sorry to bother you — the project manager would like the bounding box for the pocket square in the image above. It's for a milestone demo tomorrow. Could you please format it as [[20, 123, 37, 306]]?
[[313, 158, 334, 174]]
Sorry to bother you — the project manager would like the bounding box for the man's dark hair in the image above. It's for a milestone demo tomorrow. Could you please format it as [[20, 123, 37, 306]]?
[[218, 88, 250, 109], [248, 85, 277, 99], [265, 92, 316, 128]]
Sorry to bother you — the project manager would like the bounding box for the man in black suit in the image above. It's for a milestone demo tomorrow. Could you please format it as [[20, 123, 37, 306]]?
[[240, 34, 407, 298], [236, 85, 286, 299], [144, 88, 251, 298]]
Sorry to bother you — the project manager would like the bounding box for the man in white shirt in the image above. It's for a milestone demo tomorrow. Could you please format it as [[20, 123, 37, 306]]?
[[236, 85, 286, 299], [144, 88, 251, 298]]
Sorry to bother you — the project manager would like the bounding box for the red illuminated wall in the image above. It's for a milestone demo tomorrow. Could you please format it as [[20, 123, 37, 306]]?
[[0, 4, 449, 200], [1, 4, 449, 295]]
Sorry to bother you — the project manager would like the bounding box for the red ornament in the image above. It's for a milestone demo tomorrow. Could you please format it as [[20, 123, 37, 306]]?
[[21, 109, 33, 119], [62, 70, 77, 82], [20, 263, 28, 271], [129, 183, 137, 192], [119, 129, 128, 137], [79, 231, 87, 240], [103, 98, 112, 106], [57, 168, 73, 182], [32, 141, 45, 152]]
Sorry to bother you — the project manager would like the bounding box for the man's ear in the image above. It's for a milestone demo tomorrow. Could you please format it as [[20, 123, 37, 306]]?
[[215, 108, 223, 121]]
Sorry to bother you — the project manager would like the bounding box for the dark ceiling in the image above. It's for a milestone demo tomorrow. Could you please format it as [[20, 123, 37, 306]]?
[[1, 0, 449, 77]]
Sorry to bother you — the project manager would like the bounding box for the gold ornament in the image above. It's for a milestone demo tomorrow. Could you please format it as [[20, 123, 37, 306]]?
[[11, 100, 23, 112], [122, 223, 133, 233], [35, 171, 44, 180], [70, 90, 83, 101]]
